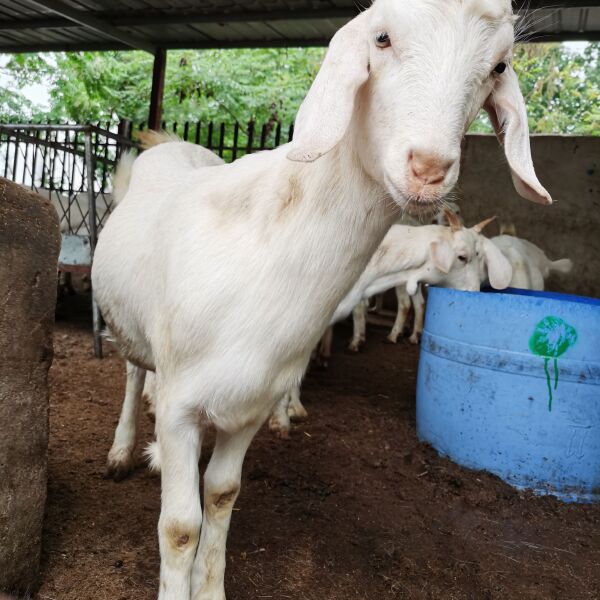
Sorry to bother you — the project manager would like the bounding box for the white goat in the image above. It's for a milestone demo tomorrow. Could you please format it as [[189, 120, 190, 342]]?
[[347, 212, 504, 354], [93, 1, 550, 597], [490, 234, 572, 290], [269, 212, 511, 436], [356, 203, 463, 349], [363, 202, 462, 348]]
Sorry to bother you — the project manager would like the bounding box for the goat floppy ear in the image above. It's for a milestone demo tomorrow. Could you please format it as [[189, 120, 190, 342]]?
[[484, 66, 552, 205], [482, 237, 513, 290], [287, 11, 371, 163], [429, 239, 454, 275]]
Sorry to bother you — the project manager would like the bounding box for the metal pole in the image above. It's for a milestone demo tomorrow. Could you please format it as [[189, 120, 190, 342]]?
[[85, 128, 103, 358], [148, 48, 167, 131]]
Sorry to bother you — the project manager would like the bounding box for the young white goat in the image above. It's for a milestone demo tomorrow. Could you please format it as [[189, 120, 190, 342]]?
[[490, 234, 572, 290], [363, 202, 462, 347], [93, 1, 550, 597], [347, 213, 506, 354], [358, 203, 463, 350], [269, 212, 511, 436]]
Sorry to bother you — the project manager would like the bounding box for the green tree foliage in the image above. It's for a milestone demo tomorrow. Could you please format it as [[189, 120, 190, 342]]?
[[1, 48, 325, 127], [1, 43, 598, 135], [470, 43, 599, 134]]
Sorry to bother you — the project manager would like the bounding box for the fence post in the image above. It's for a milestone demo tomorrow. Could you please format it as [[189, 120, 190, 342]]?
[[85, 128, 103, 358], [118, 119, 132, 141], [246, 121, 255, 155], [232, 122, 239, 161]]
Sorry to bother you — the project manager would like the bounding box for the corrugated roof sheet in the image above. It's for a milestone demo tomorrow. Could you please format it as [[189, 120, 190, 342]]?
[[0, 0, 598, 53]]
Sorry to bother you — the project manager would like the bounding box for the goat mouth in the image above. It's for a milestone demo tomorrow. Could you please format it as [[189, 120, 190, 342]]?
[[403, 196, 445, 219], [384, 173, 445, 210]]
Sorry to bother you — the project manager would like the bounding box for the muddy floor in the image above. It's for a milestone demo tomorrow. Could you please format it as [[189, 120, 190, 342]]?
[[36, 309, 600, 600]]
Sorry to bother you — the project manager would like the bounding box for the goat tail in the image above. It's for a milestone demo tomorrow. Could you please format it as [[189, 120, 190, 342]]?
[[144, 441, 162, 473], [113, 131, 181, 205], [137, 129, 181, 150], [112, 151, 136, 205], [549, 258, 573, 274]]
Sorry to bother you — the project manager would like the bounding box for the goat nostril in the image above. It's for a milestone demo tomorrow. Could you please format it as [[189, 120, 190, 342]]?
[[427, 172, 445, 185], [408, 150, 454, 186], [411, 164, 422, 181]]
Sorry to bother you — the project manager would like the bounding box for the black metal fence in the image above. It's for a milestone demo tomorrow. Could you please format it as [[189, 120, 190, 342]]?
[[0, 123, 138, 238], [0, 118, 294, 357], [0, 118, 295, 255], [0, 123, 139, 357], [131, 119, 295, 163]]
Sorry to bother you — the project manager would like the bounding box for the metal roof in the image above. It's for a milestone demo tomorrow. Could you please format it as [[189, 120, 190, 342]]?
[[0, 0, 598, 54]]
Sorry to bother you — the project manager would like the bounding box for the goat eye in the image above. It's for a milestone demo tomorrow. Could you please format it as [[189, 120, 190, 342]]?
[[493, 62, 507, 74], [375, 32, 391, 48], [458, 255, 468, 263]]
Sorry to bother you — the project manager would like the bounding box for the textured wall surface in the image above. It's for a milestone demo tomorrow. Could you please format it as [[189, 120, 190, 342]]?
[[0, 178, 60, 595], [458, 135, 600, 297]]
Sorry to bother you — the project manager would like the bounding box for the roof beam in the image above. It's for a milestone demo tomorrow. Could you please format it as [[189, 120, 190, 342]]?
[[1, 28, 599, 55], [23, 0, 156, 53], [0, 17, 68, 30], [0, 37, 333, 53]]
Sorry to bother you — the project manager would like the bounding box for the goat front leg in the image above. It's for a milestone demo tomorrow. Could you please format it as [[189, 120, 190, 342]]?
[[371, 293, 384, 313], [191, 422, 261, 600], [106, 361, 146, 481], [387, 286, 411, 344], [408, 285, 425, 344], [348, 300, 367, 352], [157, 397, 203, 600]]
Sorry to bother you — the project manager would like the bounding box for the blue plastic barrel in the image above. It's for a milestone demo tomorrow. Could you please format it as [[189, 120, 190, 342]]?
[[416, 287, 600, 503]]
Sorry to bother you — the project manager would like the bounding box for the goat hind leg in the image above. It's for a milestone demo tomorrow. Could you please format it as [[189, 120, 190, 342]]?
[[315, 325, 333, 367], [348, 301, 367, 352], [287, 383, 308, 421], [269, 392, 292, 438], [106, 361, 146, 481], [387, 287, 411, 344], [408, 285, 425, 345]]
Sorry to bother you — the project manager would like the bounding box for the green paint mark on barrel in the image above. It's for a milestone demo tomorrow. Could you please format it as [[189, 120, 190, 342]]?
[[529, 316, 577, 411]]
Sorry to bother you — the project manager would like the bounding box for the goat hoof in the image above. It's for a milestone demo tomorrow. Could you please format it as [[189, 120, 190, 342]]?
[[105, 448, 135, 481], [287, 405, 308, 421], [192, 589, 226, 600], [277, 428, 291, 440], [385, 334, 398, 344], [409, 333, 421, 345]]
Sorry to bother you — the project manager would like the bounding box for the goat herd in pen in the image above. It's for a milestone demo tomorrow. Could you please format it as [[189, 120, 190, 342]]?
[[86, 0, 573, 598]]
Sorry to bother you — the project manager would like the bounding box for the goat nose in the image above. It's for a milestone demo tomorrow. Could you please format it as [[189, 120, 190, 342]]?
[[408, 150, 454, 186]]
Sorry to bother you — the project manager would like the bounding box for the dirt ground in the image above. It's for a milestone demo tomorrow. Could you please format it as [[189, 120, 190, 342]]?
[[35, 306, 600, 600]]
